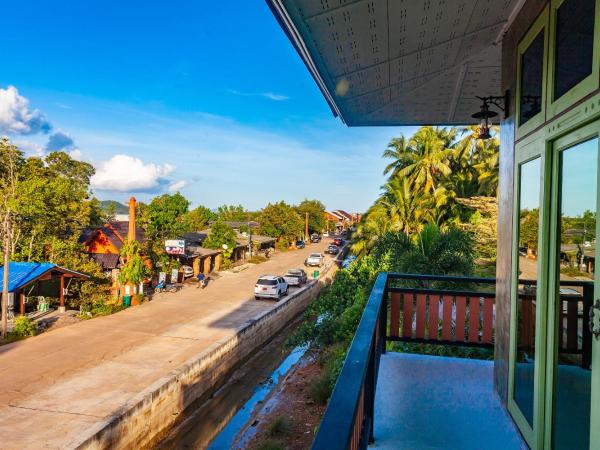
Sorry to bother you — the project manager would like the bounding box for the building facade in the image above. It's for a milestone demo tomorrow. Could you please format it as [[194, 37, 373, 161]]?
[[268, 0, 600, 448]]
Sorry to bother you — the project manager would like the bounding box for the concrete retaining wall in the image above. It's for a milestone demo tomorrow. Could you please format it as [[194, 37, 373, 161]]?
[[73, 263, 337, 450]]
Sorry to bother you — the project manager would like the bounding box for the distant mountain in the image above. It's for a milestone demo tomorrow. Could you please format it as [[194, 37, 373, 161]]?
[[99, 200, 129, 215]]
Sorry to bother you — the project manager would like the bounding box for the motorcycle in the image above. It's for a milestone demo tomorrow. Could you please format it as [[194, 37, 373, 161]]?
[[154, 281, 178, 294]]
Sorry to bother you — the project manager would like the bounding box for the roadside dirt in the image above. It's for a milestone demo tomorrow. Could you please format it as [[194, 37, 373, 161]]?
[[239, 351, 327, 450]]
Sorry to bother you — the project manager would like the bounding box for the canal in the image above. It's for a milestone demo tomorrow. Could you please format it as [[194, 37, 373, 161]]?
[[154, 317, 305, 450]]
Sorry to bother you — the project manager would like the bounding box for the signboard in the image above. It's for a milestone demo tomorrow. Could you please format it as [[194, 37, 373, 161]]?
[[171, 269, 179, 284], [165, 239, 185, 255], [158, 272, 166, 284]]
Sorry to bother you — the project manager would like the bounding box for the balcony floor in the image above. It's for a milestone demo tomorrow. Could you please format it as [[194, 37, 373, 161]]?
[[371, 352, 527, 450]]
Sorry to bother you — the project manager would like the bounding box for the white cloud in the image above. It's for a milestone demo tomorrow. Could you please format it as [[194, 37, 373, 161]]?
[[13, 139, 45, 157], [68, 149, 83, 161], [91, 154, 176, 192], [260, 92, 289, 101], [227, 89, 289, 101], [168, 180, 187, 192], [0, 86, 52, 135]]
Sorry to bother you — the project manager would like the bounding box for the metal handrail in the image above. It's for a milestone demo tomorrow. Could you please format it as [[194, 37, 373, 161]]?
[[311, 272, 388, 450], [312, 272, 495, 450], [311, 272, 595, 450]]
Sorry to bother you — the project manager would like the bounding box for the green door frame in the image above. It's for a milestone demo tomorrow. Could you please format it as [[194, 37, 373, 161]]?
[[508, 133, 550, 449], [543, 119, 600, 450]]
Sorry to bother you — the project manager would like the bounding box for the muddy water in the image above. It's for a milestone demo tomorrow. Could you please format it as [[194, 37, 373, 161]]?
[[155, 319, 305, 450]]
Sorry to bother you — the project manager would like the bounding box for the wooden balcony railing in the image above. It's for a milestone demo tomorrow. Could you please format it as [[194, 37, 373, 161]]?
[[311, 273, 595, 450]]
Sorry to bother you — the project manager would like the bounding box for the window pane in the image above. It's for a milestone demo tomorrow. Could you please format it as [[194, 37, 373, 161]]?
[[520, 32, 544, 125], [513, 157, 541, 427], [553, 137, 597, 450], [554, 0, 595, 100]]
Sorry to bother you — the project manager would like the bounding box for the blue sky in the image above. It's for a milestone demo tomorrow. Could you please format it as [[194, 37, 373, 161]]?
[[0, 1, 416, 211]]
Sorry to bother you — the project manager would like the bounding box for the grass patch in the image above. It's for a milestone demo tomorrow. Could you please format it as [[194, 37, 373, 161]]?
[[560, 266, 591, 278], [267, 415, 292, 437], [256, 439, 285, 450]]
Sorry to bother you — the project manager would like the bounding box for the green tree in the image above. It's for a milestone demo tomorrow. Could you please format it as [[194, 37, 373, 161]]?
[[118, 239, 149, 286], [182, 205, 216, 231], [258, 201, 303, 248], [396, 127, 454, 195], [203, 220, 237, 264], [520, 209, 539, 251], [216, 204, 247, 222], [0, 139, 110, 312], [146, 193, 190, 241], [295, 199, 326, 235], [382, 135, 413, 175]]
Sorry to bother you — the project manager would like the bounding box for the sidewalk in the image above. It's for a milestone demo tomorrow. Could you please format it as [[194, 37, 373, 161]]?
[[0, 241, 330, 449]]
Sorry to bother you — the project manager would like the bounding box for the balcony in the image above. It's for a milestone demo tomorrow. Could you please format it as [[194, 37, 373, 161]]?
[[311, 273, 528, 450]]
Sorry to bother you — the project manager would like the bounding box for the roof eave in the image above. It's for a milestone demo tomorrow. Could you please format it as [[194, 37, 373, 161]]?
[[266, 0, 348, 124]]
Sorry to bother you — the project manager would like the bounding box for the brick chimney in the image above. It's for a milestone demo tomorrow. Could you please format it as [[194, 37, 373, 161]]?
[[128, 197, 136, 242]]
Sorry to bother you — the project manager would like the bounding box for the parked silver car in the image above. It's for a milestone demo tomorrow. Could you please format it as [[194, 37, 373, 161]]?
[[284, 269, 308, 286]]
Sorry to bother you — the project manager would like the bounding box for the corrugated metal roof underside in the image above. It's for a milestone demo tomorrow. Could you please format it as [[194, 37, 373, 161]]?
[[273, 0, 521, 126]]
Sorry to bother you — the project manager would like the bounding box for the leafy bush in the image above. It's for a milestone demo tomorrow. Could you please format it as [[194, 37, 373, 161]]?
[[309, 374, 332, 405], [80, 300, 124, 317], [268, 416, 292, 437], [13, 316, 37, 337], [248, 255, 268, 264]]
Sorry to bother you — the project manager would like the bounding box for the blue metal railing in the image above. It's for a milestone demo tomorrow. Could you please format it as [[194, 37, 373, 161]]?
[[311, 272, 496, 450]]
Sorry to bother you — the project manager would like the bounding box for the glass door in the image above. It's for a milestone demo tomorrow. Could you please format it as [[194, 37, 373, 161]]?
[[509, 137, 547, 449], [546, 122, 600, 450]]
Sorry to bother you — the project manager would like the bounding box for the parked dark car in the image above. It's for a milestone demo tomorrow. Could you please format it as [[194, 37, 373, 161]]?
[[310, 233, 321, 243], [296, 240, 306, 249], [333, 238, 344, 247], [325, 244, 339, 255], [284, 268, 308, 286]]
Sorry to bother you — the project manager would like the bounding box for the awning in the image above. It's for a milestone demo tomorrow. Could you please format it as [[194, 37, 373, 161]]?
[[267, 0, 524, 126], [0, 262, 90, 293]]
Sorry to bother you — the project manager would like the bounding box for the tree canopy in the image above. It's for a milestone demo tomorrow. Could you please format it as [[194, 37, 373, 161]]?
[[203, 220, 237, 262], [258, 201, 304, 247], [353, 125, 499, 266], [216, 204, 248, 222], [295, 199, 326, 235]]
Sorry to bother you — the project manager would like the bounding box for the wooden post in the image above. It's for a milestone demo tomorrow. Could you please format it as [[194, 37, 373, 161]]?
[[128, 197, 137, 242], [2, 219, 10, 339], [59, 274, 65, 312], [19, 290, 25, 316], [305, 212, 309, 241]]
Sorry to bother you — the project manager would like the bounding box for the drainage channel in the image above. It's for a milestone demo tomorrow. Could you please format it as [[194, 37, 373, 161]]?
[[154, 318, 307, 450]]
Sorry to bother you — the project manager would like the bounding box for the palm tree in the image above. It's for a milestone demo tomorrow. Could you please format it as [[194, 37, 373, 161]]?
[[451, 126, 499, 196], [397, 127, 454, 194], [381, 136, 414, 175], [379, 176, 424, 234]]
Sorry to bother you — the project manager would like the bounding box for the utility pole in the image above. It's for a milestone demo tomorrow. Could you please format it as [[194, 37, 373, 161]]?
[[248, 219, 252, 257], [1, 212, 10, 339], [305, 212, 309, 241]]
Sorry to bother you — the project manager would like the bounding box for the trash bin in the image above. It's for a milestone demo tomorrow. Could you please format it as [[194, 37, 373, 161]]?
[[313, 270, 319, 279], [123, 295, 132, 307]]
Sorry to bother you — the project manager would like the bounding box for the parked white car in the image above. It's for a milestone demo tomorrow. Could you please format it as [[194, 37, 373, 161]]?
[[181, 265, 194, 278], [305, 253, 324, 267], [254, 275, 289, 300]]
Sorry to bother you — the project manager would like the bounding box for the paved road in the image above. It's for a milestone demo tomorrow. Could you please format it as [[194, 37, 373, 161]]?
[[0, 239, 331, 449]]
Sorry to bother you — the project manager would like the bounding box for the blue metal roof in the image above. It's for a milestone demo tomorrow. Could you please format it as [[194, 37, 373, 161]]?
[[0, 262, 58, 293]]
